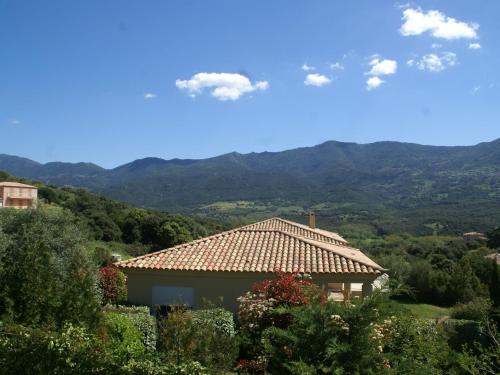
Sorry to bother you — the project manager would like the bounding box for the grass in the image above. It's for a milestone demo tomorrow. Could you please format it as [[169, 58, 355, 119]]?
[[393, 301, 452, 319]]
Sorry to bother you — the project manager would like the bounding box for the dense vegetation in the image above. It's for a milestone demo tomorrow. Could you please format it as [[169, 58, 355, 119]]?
[[2, 138, 500, 235], [0, 171, 226, 257], [0, 170, 499, 373]]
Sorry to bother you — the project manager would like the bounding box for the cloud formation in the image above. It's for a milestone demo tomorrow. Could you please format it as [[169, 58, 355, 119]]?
[[368, 58, 398, 76], [407, 52, 457, 72], [469, 43, 481, 50], [400, 8, 479, 40], [366, 77, 384, 91], [301, 63, 315, 71], [176, 73, 269, 101], [144, 93, 157, 99], [304, 73, 331, 87], [365, 56, 397, 91]]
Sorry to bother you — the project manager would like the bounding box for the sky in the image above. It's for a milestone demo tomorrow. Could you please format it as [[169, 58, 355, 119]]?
[[1, 0, 500, 168]]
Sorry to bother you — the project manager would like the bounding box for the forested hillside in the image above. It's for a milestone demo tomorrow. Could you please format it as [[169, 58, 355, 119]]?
[[0, 171, 226, 257], [1, 138, 500, 235]]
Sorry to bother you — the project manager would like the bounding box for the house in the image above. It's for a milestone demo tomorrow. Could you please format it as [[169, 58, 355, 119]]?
[[463, 232, 488, 241], [485, 253, 500, 265], [0, 181, 38, 209], [117, 215, 386, 312]]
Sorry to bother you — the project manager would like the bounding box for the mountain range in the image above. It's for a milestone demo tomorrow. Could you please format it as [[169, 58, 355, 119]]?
[[2, 138, 500, 235]]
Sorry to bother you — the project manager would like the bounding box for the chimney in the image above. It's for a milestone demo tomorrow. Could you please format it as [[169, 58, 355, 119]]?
[[308, 212, 316, 229]]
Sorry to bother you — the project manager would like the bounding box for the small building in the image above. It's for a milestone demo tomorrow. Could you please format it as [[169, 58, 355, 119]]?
[[463, 232, 488, 241], [0, 181, 38, 209], [485, 253, 500, 265], [117, 215, 386, 312]]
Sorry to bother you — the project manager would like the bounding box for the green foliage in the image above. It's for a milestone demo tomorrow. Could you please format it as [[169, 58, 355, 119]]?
[[381, 316, 454, 373], [458, 319, 500, 375], [30, 177, 225, 252], [158, 309, 238, 373], [191, 308, 236, 337], [487, 227, 500, 249], [451, 298, 492, 321], [0, 323, 113, 375], [260, 296, 387, 374], [4, 138, 500, 236], [102, 311, 146, 361], [0, 206, 101, 329], [104, 305, 157, 352]]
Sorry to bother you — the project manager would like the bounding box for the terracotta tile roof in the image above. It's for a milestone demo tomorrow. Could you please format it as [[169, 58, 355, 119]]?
[[0, 181, 37, 188], [117, 217, 384, 275], [241, 217, 348, 245]]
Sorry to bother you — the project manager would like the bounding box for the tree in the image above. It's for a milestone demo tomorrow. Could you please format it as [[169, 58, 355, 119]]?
[[487, 227, 500, 249], [0, 206, 101, 329]]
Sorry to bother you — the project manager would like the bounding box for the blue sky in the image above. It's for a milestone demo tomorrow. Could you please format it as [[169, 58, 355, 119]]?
[[1, 0, 499, 168]]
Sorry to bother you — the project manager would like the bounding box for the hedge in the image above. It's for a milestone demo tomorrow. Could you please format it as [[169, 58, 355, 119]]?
[[104, 305, 157, 351], [192, 308, 236, 337]]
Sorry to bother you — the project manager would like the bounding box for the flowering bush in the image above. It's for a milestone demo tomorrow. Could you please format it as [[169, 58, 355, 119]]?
[[99, 265, 127, 304], [237, 272, 322, 335]]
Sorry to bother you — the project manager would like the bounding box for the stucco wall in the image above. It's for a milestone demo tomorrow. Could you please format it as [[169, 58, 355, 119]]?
[[123, 269, 378, 312]]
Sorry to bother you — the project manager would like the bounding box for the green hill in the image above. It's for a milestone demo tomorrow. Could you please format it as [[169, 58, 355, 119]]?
[[1, 138, 500, 235]]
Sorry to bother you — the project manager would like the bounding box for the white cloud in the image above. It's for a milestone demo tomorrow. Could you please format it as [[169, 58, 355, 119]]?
[[471, 85, 480, 95], [304, 73, 332, 87], [366, 76, 384, 91], [400, 8, 479, 40], [364, 56, 397, 91], [329, 62, 344, 70], [368, 58, 398, 76], [301, 63, 315, 71], [144, 92, 157, 99], [409, 52, 457, 72], [469, 43, 481, 49], [175, 72, 269, 101], [431, 43, 442, 49]]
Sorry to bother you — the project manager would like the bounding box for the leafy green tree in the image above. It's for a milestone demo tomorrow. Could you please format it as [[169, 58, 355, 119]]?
[[487, 227, 500, 249], [0, 206, 101, 329]]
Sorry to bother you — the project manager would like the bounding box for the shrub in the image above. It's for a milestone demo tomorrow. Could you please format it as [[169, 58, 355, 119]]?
[[158, 309, 238, 373], [192, 308, 236, 337], [99, 265, 127, 304], [104, 305, 157, 351], [93, 246, 112, 266], [260, 297, 385, 374], [0, 207, 101, 329], [380, 315, 453, 372], [237, 272, 323, 335], [451, 298, 492, 321], [0, 323, 114, 374], [102, 311, 145, 361]]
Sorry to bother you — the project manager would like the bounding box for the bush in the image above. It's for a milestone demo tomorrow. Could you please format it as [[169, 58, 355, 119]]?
[[158, 309, 238, 373], [104, 305, 157, 351], [260, 297, 385, 374], [102, 311, 146, 361], [0, 207, 101, 329], [451, 298, 492, 321], [192, 308, 236, 337], [0, 323, 114, 374], [237, 272, 323, 336], [99, 265, 127, 304]]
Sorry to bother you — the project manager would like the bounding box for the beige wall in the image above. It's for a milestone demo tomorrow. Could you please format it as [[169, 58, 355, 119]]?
[[0, 187, 37, 208], [123, 269, 378, 312]]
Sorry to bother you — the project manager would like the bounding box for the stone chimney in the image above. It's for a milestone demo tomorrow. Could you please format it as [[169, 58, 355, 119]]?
[[308, 212, 316, 229]]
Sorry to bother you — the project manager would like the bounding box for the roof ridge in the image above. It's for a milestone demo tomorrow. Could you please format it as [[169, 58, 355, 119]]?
[[241, 217, 348, 245]]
